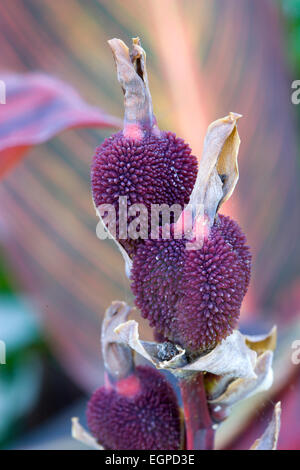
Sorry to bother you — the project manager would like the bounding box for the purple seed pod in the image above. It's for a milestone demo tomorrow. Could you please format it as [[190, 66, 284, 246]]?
[[91, 38, 197, 256], [91, 131, 197, 255], [131, 214, 251, 353], [87, 365, 181, 450]]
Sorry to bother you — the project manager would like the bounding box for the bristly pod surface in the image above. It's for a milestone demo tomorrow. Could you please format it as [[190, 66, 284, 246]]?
[[131, 113, 251, 353], [87, 365, 181, 450], [91, 38, 197, 256], [131, 214, 251, 353]]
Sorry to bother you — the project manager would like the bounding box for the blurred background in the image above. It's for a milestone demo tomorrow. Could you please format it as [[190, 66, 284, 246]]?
[[0, 0, 299, 450]]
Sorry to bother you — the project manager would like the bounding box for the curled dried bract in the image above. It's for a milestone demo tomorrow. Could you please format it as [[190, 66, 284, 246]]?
[[250, 402, 281, 450], [114, 316, 271, 382]]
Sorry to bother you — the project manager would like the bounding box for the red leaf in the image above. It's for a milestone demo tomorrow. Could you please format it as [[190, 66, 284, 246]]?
[[0, 73, 121, 177]]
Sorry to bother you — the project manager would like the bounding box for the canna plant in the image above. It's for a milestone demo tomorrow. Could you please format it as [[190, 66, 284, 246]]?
[[73, 38, 281, 451]]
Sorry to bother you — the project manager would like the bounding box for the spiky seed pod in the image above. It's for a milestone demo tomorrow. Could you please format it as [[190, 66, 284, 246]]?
[[91, 38, 197, 256], [87, 366, 181, 450], [91, 131, 197, 256], [131, 214, 251, 353], [216, 215, 251, 296]]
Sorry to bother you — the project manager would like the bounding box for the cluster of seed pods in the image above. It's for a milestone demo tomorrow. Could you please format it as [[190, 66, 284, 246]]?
[[91, 38, 251, 353], [88, 38, 251, 449]]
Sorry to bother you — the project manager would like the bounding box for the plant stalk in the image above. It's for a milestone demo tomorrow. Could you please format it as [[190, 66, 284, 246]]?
[[179, 372, 215, 450]]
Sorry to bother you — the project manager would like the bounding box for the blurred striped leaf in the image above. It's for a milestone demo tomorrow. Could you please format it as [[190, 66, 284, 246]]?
[[0, 73, 121, 176]]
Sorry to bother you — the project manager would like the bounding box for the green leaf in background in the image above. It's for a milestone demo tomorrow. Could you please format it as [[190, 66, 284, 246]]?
[[0, 295, 43, 445], [0, 295, 40, 353]]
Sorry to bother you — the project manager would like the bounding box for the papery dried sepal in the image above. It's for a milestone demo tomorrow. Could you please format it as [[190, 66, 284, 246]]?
[[101, 301, 134, 380], [250, 402, 281, 450], [245, 326, 277, 355], [187, 112, 241, 226], [206, 327, 276, 406], [114, 319, 187, 370], [71, 417, 104, 450], [115, 320, 258, 380], [108, 37, 156, 133], [181, 330, 256, 379], [209, 351, 273, 420]]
